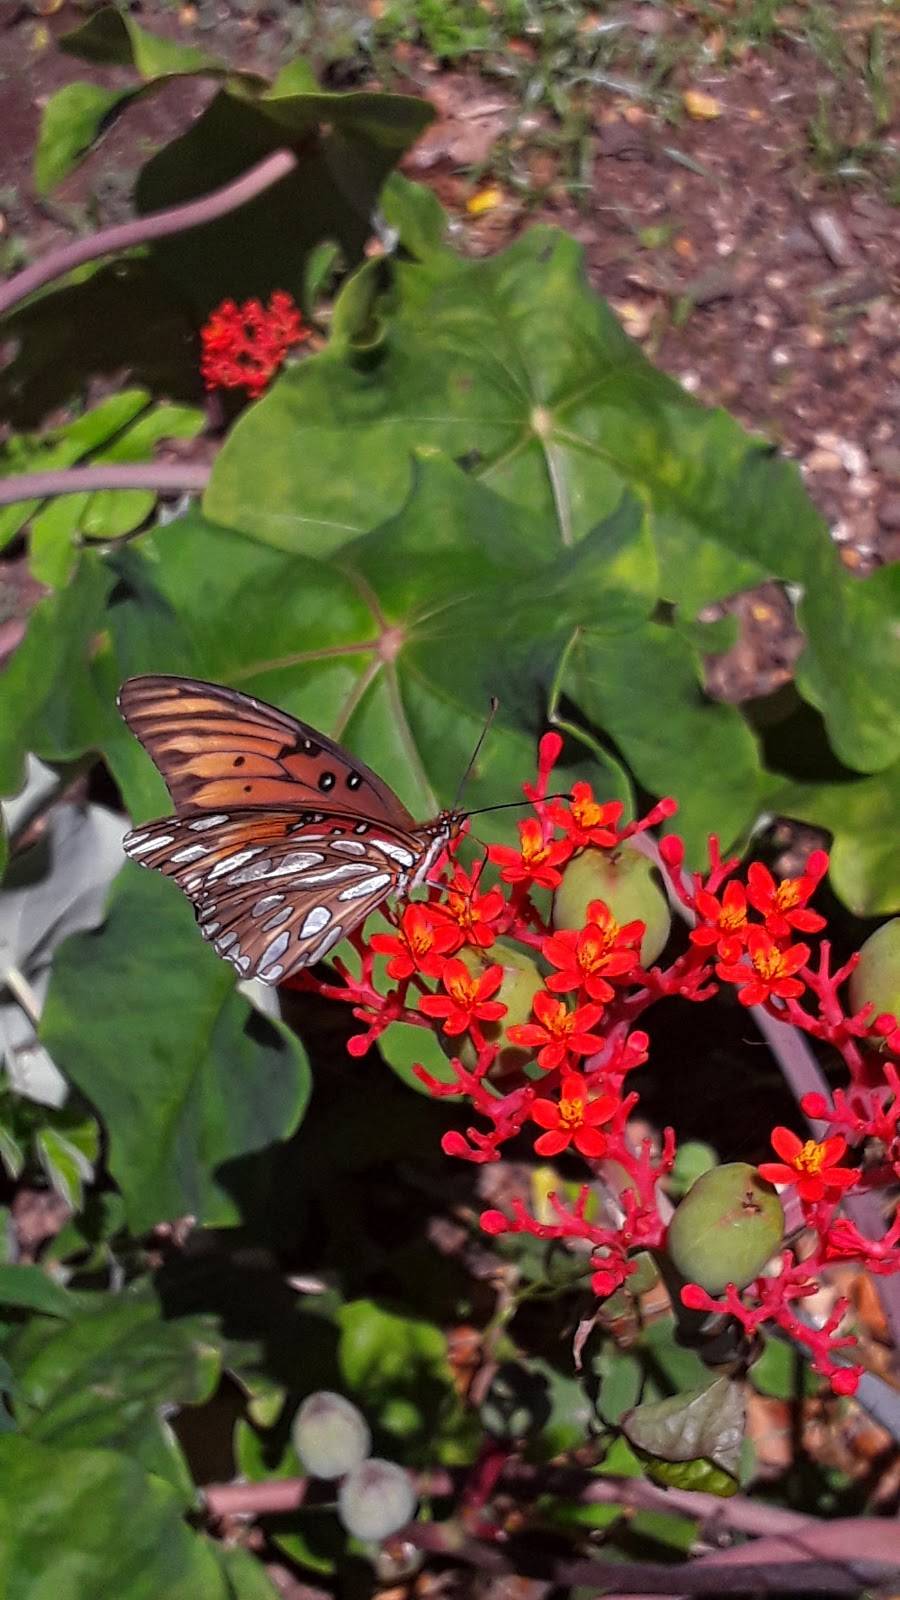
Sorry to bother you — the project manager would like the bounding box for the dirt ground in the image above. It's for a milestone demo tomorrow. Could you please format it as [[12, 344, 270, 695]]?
[[1, 1, 898, 686]]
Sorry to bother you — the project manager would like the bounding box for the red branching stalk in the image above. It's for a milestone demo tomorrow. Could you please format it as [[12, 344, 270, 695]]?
[[283, 734, 900, 1395]]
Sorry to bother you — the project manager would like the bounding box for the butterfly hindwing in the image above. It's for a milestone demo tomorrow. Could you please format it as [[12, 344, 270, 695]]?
[[118, 675, 417, 828], [123, 809, 428, 983]]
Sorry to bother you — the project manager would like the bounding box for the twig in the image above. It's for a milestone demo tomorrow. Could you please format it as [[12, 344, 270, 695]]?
[[0, 148, 298, 320], [204, 1478, 309, 1519], [0, 464, 211, 509]]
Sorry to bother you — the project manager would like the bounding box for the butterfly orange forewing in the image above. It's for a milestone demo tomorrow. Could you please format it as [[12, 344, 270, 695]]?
[[118, 675, 462, 984]]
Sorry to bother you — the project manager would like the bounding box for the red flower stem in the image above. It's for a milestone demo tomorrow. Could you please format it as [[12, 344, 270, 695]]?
[[0, 463, 211, 509], [0, 148, 298, 320]]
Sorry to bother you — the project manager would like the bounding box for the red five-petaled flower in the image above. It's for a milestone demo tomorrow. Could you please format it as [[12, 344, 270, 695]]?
[[552, 783, 624, 849], [506, 990, 605, 1072], [419, 959, 506, 1037], [716, 928, 809, 1007], [488, 819, 572, 889], [746, 852, 828, 940], [530, 1072, 618, 1158], [758, 1126, 857, 1204], [542, 903, 641, 1003], [370, 904, 458, 980], [200, 290, 309, 398], [690, 879, 749, 963], [430, 865, 506, 950]]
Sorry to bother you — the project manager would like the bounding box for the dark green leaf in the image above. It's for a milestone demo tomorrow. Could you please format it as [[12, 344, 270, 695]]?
[[797, 561, 900, 773], [60, 7, 223, 76], [769, 763, 900, 915], [337, 1299, 478, 1465], [623, 1375, 744, 1481], [40, 868, 311, 1231], [0, 1435, 228, 1599], [34, 82, 133, 196], [0, 1266, 75, 1321]]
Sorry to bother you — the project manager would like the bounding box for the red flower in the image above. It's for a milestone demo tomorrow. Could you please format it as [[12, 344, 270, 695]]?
[[690, 879, 749, 963], [488, 818, 572, 889], [419, 958, 506, 1037], [200, 290, 309, 398], [746, 851, 828, 940], [552, 783, 623, 849], [430, 866, 505, 950], [506, 990, 605, 1072], [370, 904, 457, 980], [716, 928, 809, 1007], [529, 1072, 618, 1158], [758, 1127, 857, 1204], [542, 904, 641, 1003]]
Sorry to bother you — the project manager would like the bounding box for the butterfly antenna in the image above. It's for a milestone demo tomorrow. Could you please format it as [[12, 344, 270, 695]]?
[[453, 697, 500, 811], [465, 794, 569, 820]]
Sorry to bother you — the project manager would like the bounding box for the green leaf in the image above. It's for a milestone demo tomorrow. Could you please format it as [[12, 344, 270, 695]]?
[[212, 1545, 283, 1600], [337, 1299, 478, 1465], [0, 1436, 229, 1600], [5, 1282, 222, 1493], [136, 78, 433, 315], [622, 1375, 744, 1482], [29, 400, 204, 589], [0, 1266, 75, 1321], [797, 561, 900, 773], [60, 7, 223, 77], [769, 763, 900, 916], [34, 1122, 99, 1212], [98, 475, 612, 836], [40, 868, 311, 1232], [34, 82, 132, 196], [0, 554, 112, 799]]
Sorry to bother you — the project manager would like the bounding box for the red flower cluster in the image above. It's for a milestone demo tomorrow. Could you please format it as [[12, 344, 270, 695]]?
[[286, 735, 899, 1397], [200, 290, 309, 398]]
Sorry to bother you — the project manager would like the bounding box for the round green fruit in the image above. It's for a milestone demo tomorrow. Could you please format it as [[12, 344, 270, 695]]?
[[441, 939, 544, 1079], [849, 919, 900, 1024], [337, 1458, 417, 1542], [292, 1390, 371, 1480], [666, 1162, 784, 1295], [552, 843, 671, 965]]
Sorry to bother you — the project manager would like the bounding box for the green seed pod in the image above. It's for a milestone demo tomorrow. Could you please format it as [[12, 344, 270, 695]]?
[[552, 843, 671, 965], [292, 1390, 371, 1480], [666, 1163, 784, 1294], [849, 919, 900, 1024], [440, 939, 544, 1079], [337, 1458, 417, 1542]]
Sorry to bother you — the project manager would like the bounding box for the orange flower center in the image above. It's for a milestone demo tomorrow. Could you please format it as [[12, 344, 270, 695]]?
[[447, 972, 479, 1006], [793, 1139, 828, 1176], [752, 945, 789, 981], [774, 881, 801, 911], [447, 891, 479, 930], [572, 796, 604, 829], [543, 1001, 575, 1040], [580, 926, 618, 971], [521, 827, 552, 867], [558, 1094, 586, 1129], [719, 903, 746, 932]]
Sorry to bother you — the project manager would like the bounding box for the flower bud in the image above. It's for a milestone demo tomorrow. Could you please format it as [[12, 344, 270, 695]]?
[[552, 843, 671, 965], [849, 919, 900, 1026], [666, 1162, 784, 1294], [292, 1390, 371, 1480], [440, 939, 544, 1078], [337, 1458, 417, 1542]]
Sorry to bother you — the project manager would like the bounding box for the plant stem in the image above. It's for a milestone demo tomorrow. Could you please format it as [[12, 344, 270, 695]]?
[[0, 464, 212, 509], [0, 148, 298, 320]]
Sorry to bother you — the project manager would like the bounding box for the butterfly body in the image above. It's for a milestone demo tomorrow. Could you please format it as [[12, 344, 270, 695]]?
[[118, 676, 461, 984]]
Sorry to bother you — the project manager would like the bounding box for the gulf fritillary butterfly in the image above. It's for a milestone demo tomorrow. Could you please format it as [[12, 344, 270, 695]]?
[[118, 675, 463, 985]]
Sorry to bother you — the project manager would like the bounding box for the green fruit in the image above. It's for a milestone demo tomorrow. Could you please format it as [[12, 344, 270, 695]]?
[[666, 1163, 784, 1294], [441, 939, 544, 1078], [337, 1458, 417, 1542], [552, 844, 671, 965], [292, 1390, 371, 1480], [849, 919, 900, 1023]]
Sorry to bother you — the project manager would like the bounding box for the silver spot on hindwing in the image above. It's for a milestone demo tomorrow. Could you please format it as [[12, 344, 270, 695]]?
[[300, 905, 331, 938], [369, 838, 416, 868], [337, 871, 392, 902], [263, 905, 293, 931], [201, 921, 220, 937], [230, 850, 324, 885], [209, 847, 263, 882], [258, 963, 284, 983], [128, 833, 173, 856], [171, 843, 209, 864], [331, 839, 367, 857], [308, 924, 344, 963], [216, 932, 238, 953], [258, 930, 291, 977], [252, 894, 285, 918], [189, 814, 229, 831]]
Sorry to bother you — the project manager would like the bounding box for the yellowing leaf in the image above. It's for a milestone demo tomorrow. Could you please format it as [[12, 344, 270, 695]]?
[[683, 89, 722, 120]]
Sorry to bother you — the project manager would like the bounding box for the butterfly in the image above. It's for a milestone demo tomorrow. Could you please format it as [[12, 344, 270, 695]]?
[[118, 675, 464, 986]]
